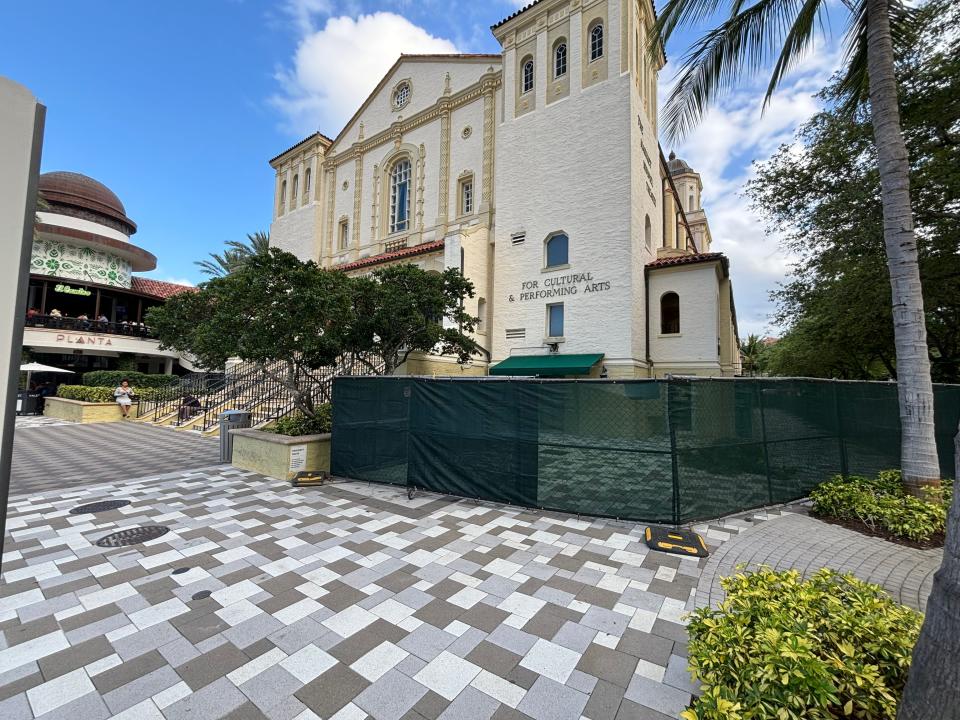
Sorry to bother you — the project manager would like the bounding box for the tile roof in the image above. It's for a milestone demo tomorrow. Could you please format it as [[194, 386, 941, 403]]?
[[130, 277, 196, 299], [269, 131, 334, 165], [645, 252, 726, 270], [335, 240, 445, 272]]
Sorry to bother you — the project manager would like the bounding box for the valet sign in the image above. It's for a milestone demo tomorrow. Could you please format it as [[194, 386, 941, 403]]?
[[508, 271, 611, 302]]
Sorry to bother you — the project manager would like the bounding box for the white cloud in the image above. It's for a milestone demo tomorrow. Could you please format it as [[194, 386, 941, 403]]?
[[659, 43, 843, 337], [272, 11, 459, 136], [143, 271, 196, 287]]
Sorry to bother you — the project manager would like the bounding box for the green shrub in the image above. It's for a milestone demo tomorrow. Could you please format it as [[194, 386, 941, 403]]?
[[683, 567, 922, 720], [57, 385, 163, 403], [270, 405, 332, 436], [811, 470, 951, 542], [81, 371, 178, 389]]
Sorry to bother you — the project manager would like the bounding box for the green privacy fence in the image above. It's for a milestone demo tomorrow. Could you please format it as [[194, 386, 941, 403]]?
[[331, 377, 960, 524]]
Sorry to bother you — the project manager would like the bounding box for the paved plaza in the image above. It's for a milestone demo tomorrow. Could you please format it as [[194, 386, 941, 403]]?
[[696, 511, 942, 612], [0, 422, 937, 720], [10, 421, 220, 496]]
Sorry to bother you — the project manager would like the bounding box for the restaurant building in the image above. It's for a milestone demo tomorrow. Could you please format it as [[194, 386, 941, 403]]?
[[269, 0, 741, 378], [22, 171, 196, 375]]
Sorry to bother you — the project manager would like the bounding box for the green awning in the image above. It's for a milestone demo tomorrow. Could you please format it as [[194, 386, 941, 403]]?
[[489, 353, 604, 377]]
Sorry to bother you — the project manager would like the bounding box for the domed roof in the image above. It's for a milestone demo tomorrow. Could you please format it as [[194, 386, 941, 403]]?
[[38, 171, 136, 235], [667, 151, 694, 175]]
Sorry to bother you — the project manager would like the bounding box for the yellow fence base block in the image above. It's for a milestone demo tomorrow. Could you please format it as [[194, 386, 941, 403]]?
[[644, 526, 709, 558]]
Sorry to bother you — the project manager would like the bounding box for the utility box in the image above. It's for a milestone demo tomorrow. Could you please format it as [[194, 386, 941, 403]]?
[[219, 410, 251, 462]]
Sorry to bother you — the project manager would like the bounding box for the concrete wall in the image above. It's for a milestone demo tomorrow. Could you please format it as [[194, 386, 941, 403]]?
[[44, 397, 128, 423], [230, 429, 331, 481]]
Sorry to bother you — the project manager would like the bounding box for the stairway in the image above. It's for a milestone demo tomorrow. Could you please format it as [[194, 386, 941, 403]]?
[[136, 355, 383, 436]]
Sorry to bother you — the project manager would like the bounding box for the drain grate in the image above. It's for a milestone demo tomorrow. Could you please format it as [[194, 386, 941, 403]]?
[[96, 526, 170, 548], [70, 500, 131, 515], [172, 567, 190, 575], [192, 590, 212, 600]]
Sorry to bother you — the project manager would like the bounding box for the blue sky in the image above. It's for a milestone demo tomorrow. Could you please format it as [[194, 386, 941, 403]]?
[[1, 1, 844, 335]]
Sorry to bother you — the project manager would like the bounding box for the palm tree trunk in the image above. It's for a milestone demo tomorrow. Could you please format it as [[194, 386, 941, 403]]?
[[865, 0, 940, 493], [898, 429, 960, 719]]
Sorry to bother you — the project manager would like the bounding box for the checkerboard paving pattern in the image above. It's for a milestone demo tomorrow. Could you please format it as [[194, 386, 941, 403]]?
[[2, 465, 766, 720], [10, 422, 220, 496]]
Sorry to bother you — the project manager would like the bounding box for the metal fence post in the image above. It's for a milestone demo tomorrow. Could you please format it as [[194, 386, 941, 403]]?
[[666, 379, 681, 526], [756, 382, 774, 505], [833, 380, 849, 477]]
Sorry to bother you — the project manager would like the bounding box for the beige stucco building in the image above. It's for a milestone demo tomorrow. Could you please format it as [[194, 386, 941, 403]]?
[[269, 0, 740, 378]]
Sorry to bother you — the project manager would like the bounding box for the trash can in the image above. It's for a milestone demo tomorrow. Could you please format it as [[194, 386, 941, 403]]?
[[219, 410, 252, 463]]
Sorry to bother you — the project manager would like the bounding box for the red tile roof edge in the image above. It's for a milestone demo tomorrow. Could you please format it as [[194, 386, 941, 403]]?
[[645, 252, 726, 270], [335, 240, 445, 272], [130, 277, 197, 299]]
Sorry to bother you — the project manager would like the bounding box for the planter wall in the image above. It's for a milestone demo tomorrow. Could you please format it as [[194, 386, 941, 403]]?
[[44, 397, 132, 424], [230, 428, 331, 481]]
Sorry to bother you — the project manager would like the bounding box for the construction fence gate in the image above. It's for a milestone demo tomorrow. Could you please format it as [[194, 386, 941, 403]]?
[[331, 376, 960, 524]]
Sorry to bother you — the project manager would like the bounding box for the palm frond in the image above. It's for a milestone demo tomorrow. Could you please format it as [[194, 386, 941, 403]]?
[[662, 0, 821, 141], [763, 0, 828, 110]]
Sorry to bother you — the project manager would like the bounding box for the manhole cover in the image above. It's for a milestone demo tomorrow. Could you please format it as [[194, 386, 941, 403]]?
[[192, 590, 212, 600], [70, 500, 131, 515], [96, 526, 170, 548]]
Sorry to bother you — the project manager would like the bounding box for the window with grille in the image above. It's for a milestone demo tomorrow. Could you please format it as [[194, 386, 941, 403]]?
[[554, 42, 567, 78], [459, 176, 474, 216], [389, 159, 411, 233], [522, 58, 534, 93], [590, 23, 604, 61], [393, 82, 410, 109]]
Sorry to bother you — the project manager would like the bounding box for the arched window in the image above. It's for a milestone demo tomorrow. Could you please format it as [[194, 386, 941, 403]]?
[[554, 42, 567, 78], [644, 215, 652, 250], [304, 168, 312, 200], [389, 158, 412, 234], [688, 193, 695, 211], [279, 180, 286, 213], [521, 58, 534, 93], [590, 23, 604, 61], [291, 174, 299, 207], [545, 232, 568, 268], [661, 292, 680, 334]]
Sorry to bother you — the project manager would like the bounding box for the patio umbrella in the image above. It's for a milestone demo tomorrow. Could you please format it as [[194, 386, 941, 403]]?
[[20, 363, 74, 388]]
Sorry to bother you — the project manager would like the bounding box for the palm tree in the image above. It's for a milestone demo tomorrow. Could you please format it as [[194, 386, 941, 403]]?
[[196, 231, 271, 278], [739, 333, 768, 376], [652, 0, 954, 714]]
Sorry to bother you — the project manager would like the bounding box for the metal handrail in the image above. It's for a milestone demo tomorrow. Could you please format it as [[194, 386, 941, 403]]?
[[138, 372, 226, 421], [25, 314, 160, 339]]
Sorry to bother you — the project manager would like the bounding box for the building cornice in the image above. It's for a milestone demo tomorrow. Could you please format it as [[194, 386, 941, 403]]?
[[35, 223, 157, 272]]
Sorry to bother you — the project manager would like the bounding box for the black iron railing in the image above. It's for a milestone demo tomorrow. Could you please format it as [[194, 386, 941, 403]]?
[[137, 372, 226, 421], [25, 314, 160, 340]]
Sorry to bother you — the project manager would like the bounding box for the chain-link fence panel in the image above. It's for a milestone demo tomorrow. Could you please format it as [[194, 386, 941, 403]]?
[[330, 376, 960, 523]]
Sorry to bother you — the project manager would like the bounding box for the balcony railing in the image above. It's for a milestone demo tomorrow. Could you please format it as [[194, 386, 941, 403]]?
[[25, 314, 160, 340]]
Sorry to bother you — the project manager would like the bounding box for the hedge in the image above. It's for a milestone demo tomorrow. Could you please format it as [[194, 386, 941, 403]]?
[[811, 470, 952, 542], [269, 404, 332, 436], [683, 567, 922, 720], [81, 371, 179, 389], [56, 385, 164, 403]]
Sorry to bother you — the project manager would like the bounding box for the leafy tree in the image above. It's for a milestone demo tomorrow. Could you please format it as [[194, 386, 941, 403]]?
[[344, 264, 480, 376], [195, 231, 271, 278], [148, 248, 352, 418], [654, 0, 941, 493], [748, 6, 960, 383]]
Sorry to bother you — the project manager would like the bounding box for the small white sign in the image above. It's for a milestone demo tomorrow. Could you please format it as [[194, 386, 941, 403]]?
[[289, 445, 307, 473]]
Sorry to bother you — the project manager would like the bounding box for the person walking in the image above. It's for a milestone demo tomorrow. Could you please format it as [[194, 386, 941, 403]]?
[[113, 378, 135, 419]]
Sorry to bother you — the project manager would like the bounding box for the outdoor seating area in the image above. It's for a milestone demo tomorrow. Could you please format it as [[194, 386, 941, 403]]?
[[24, 312, 158, 338]]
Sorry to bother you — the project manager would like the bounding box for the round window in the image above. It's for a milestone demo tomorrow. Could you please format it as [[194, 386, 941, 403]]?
[[393, 82, 410, 109]]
